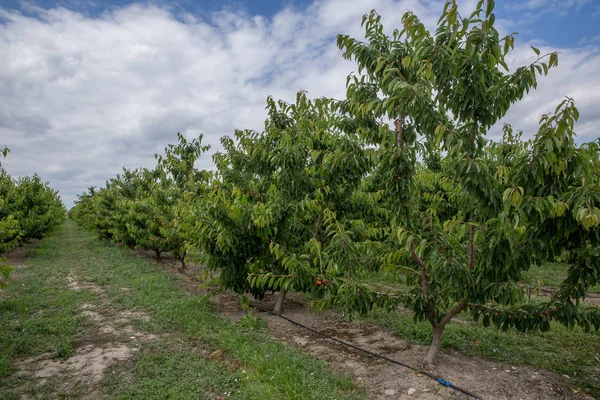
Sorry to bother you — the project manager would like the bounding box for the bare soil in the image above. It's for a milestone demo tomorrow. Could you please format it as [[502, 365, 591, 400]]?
[[3, 239, 40, 269], [535, 286, 600, 307], [13, 274, 156, 397], [144, 252, 595, 400], [221, 293, 590, 400]]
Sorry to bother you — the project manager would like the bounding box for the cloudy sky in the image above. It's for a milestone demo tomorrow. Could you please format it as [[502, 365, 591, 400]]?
[[1, 0, 599, 207]]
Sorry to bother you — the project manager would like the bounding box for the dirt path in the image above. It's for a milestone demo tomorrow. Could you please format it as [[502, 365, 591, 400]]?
[[2, 240, 40, 270], [12, 272, 157, 397], [145, 255, 594, 400], [535, 286, 600, 307]]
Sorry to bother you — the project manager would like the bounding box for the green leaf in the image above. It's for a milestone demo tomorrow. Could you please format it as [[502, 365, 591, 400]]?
[[401, 56, 412, 68], [486, 0, 495, 16]]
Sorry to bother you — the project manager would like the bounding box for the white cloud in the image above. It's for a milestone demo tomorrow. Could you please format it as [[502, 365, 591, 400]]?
[[0, 0, 598, 207], [493, 43, 600, 141], [502, 0, 592, 27], [577, 34, 600, 46], [511, 0, 591, 13]]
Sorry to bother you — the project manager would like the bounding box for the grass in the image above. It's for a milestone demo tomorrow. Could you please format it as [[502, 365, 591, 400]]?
[[103, 340, 241, 399], [368, 261, 600, 294], [0, 220, 364, 399], [363, 271, 600, 398], [523, 261, 600, 294]]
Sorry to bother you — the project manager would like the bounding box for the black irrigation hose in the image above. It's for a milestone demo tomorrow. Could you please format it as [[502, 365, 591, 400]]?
[[243, 298, 483, 399]]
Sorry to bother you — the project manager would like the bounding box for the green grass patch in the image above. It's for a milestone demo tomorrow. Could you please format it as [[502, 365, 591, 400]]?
[[104, 341, 241, 399], [523, 262, 600, 293]]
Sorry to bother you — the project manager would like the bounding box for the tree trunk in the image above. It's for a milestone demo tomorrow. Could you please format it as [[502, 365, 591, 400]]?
[[273, 289, 288, 316], [178, 258, 186, 272], [155, 249, 161, 259], [424, 323, 446, 366]]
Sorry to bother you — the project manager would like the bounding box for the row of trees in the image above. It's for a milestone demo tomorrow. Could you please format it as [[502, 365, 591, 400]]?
[[70, 0, 600, 365], [68, 133, 210, 270], [1, 147, 66, 292]]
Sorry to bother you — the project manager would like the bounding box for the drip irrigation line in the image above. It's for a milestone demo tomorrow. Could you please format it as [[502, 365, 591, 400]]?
[[191, 277, 481, 398], [226, 291, 482, 399]]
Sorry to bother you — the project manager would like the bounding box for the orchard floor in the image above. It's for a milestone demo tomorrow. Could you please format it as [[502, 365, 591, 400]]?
[[149, 258, 599, 400], [0, 220, 598, 399]]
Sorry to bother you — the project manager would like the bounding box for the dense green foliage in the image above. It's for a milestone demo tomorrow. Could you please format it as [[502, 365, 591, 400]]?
[[183, 94, 376, 311], [71, 0, 599, 366], [69, 134, 210, 268], [331, 0, 600, 364], [0, 149, 66, 292]]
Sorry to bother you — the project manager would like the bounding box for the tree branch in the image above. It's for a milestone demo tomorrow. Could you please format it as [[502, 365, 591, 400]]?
[[410, 241, 436, 324], [409, 241, 425, 267], [468, 224, 475, 270], [439, 299, 467, 326], [313, 215, 321, 240], [396, 113, 404, 148]]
